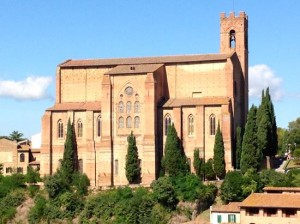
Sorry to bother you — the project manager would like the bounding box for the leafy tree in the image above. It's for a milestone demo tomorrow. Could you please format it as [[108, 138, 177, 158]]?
[[213, 123, 226, 179], [151, 176, 178, 210], [204, 159, 216, 180], [44, 173, 67, 198], [235, 126, 243, 169], [25, 166, 41, 184], [220, 171, 245, 203], [293, 149, 300, 164], [125, 132, 141, 184], [257, 112, 271, 156], [259, 169, 292, 187], [193, 149, 204, 179], [9, 131, 24, 142], [240, 105, 261, 173], [162, 124, 189, 176], [72, 172, 90, 195], [60, 118, 76, 183]]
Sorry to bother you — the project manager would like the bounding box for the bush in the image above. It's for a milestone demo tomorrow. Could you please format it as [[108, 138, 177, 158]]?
[[72, 172, 90, 195], [150, 204, 171, 224], [25, 166, 41, 184], [294, 149, 300, 164], [44, 173, 68, 198], [204, 159, 216, 180], [220, 171, 245, 203], [28, 195, 47, 224]]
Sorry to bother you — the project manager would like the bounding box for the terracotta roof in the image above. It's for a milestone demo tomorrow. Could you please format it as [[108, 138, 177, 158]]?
[[47, 102, 101, 111], [106, 64, 163, 75], [263, 187, 300, 193], [211, 202, 241, 213], [59, 53, 231, 68], [241, 193, 300, 208], [162, 97, 230, 108]]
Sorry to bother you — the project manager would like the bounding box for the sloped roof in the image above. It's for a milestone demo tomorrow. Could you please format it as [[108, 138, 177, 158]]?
[[47, 102, 101, 111], [211, 202, 241, 213], [263, 186, 300, 193], [240, 193, 300, 208], [106, 64, 163, 75], [162, 97, 230, 108], [59, 53, 231, 68]]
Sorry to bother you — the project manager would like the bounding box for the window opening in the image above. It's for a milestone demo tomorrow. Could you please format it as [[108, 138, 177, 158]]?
[[97, 115, 101, 137], [210, 114, 216, 135], [118, 117, 124, 128], [230, 30, 236, 48], [188, 114, 194, 135], [165, 114, 172, 136], [77, 120, 83, 137], [119, 101, 124, 113], [134, 101, 140, 113], [134, 116, 140, 128], [58, 120, 64, 138], [20, 153, 25, 162], [126, 116, 132, 128], [126, 101, 132, 113]]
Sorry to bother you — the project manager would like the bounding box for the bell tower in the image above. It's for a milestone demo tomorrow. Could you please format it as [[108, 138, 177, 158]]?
[[220, 11, 248, 122]]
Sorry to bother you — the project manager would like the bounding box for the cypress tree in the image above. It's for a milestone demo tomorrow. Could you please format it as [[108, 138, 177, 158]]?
[[162, 124, 189, 176], [235, 126, 242, 169], [240, 105, 262, 174], [265, 87, 278, 156], [213, 123, 226, 179], [193, 148, 204, 179], [125, 131, 141, 183], [61, 118, 76, 183]]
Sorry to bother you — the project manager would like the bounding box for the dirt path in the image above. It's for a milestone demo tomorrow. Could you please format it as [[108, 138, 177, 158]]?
[[8, 197, 34, 224]]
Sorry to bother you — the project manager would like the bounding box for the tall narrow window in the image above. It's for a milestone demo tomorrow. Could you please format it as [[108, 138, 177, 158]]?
[[188, 114, 194, 136], [20, 153, 25, 162], [210, 114, 216, 135], [230, 30, 236, 48], [115, 159, 119, 175], [97, 115, 101, 137], [118, 117, 124, 128], [164, 114, 171, 136], [119, 101, 124, 113], [77, 120, 83, 137], [134, 101, 140, 113], [126, 116, 132, 128], [134, 116, 140, 128], [58, 120, 63, 138], [78, 159, 83, 174], [126, 101, 132, 113]]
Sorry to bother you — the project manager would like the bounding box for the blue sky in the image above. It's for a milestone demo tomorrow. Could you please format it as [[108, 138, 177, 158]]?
[[0, 1, 299, 138]]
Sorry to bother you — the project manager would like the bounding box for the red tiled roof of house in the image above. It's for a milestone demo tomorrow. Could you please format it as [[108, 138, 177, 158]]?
[[59, 53, 231, 68], [211, 202, 241, 213], [241, 193, 300, 208], [106, 64, 163, 75], [47, 102, 101, 111], [163, 97, 230, 107], [263, 187, 300, 193]]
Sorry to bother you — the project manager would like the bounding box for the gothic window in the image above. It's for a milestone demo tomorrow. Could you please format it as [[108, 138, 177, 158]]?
[[126, 101, 132, 113], [134, 116, 140, 128], [210, 114, 216, 135], [188, 114, 194, 136], [20, 153, 25, 162], [115, 159, 119, 175], [58, 120, 63, 138], [126, 116, 132, 128], [97, 115, 101, 137], [119, 101, 124, 113], [134, 101, 140, 113], [118, 117, 124, 128], [230, 30, 236, 48], [77, 120, 83, 138], [164, 114, 172, 136], [78, 159, 83, 174]]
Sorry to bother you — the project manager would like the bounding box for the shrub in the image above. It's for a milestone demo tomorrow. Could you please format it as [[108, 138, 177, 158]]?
[[204, 159, 216, 180], [293, 149, 300, 164], [72, 172, 90, 195], [25, 166, 41, 184], [28, 195, 47, 224], [220, 171, 245, 203]]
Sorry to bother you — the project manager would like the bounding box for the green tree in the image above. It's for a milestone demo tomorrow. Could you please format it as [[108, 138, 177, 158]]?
[[235, 126, 243, 169], [125, 132, 141, 184], [60, 118, 76, 183], [9, 131, 24, 142], [220, 171, 245, 203], [162, 124, 189, 176], [204, 159, 216, 180], [193, 149, 204, 179], [213, 123, 226, 179], [25, 166, 41, 184], [240, 105, 261, 173]]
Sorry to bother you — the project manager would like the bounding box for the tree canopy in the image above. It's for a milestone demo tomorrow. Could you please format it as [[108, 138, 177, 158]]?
[[213, 123, 226, 179]]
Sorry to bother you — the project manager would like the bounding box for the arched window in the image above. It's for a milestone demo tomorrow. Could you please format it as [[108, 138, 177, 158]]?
[[134, 116, 140, 128], [164, 114, 172, 136], [126, 101, 132, 113], [118, 117, 124, 128], [20, 153, 25, 162], [97, 115, 101, 137], [210, 114, 216, 135], [58, 120, 63, 138], [230, 30, 236, 48], [119, 101, 124, 113], [126, 116, 132, 128], [77, 120, 83, 137], [134, 101, 140, 113], [78, 159, 83, 174], [188, 114, 194, 136]]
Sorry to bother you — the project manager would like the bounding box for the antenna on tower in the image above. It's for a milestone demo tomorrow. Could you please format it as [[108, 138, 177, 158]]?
[[232, 0, 235, 12]]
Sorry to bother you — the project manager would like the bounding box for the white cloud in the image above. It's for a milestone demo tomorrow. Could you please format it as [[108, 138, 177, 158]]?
[[0, 76, 52, 100], [249, 64, 283, 101]]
